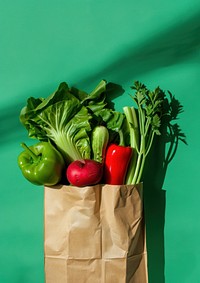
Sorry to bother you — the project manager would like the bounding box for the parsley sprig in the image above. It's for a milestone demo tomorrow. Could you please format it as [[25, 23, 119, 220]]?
[[123, 81, 186, 184]]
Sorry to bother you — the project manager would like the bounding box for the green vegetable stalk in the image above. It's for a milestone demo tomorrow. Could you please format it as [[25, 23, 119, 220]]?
[[91, 126, 109, 163], [124, 81, 165, 184]]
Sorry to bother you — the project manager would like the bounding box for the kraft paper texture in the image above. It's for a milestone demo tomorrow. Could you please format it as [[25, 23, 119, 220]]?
[[44, 183, 148, 283]]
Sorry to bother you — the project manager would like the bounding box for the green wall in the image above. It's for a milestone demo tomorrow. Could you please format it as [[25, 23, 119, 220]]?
[[0, 1, 199, 282]]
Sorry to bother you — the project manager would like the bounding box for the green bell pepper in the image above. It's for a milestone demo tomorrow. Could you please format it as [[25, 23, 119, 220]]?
[[18, 141, 65, 186]]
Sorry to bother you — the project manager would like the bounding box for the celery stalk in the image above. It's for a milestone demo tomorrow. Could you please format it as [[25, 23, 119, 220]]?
[[124, 81, 165, 184], [123, 106, 139, 184]]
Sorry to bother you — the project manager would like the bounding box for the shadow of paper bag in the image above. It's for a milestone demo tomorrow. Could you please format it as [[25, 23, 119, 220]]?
[[44, 183, 148, 283]]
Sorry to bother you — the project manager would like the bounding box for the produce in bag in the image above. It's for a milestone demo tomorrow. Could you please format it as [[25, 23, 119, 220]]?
[[18, 79, 186, 186], [18, 79, 186, 282]]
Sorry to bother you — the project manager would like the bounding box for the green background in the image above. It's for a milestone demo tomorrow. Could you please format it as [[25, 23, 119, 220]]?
[[0, 1, 199, 282]]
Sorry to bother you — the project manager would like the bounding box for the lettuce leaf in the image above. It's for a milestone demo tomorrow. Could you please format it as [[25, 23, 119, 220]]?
[[20, 80, 125, 163], [20, 82, 91, 163]]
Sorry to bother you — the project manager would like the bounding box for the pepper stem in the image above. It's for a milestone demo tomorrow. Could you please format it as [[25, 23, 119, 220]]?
[[21, 142, 39, 162]]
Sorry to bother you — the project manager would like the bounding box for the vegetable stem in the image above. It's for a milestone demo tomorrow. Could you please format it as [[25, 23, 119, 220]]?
[[124, 81, 165, 184], [55, 131, 83, 163], [148, 133, 155, 155], [21, 142, 39, 162], [123, 106, 139, 151], [118, 129, 125, 146], [131, 151, 143, 184]]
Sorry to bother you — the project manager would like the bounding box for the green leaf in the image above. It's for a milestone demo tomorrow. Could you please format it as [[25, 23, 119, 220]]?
[[19, 83, 92, 162]]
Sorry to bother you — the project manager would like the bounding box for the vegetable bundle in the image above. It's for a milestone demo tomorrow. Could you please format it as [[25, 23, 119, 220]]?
[[18, 80, 186, 187]]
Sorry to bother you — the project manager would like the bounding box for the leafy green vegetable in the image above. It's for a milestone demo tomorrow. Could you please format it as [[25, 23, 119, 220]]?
[[124, 81, 167, 184], [20, 80, 125, 164], [20, 83, 92, 163], [123, 81, 187, 185]]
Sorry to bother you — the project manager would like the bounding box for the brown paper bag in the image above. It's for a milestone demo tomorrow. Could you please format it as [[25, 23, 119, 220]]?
[[44, 183, 148, 283]]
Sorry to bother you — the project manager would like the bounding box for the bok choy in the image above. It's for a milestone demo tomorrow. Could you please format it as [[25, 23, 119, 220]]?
[[20, 80, 125, 164]]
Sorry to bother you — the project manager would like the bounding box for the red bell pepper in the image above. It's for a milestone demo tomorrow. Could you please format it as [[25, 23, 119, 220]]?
[[104, 144, 133, 185]]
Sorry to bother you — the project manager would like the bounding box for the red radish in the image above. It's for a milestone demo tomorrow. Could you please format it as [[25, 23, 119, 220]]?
[[66, 159, 103, 187]]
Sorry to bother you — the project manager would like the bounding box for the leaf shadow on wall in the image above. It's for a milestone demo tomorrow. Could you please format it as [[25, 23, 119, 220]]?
[[1, 10, 199, 146], [142, 93, 187, 283], [77, 10, 200, 85]]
